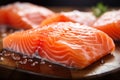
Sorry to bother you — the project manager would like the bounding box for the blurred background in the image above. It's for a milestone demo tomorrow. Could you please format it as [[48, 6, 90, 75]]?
[[0, 0, 120, 7]]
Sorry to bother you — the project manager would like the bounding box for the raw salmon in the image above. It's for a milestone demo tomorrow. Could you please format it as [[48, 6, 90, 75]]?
[[0, 8, 7, 24], [93, 10, 120, 41], [0, 2, 54, 29], [40, 10, 96, 26], [3, 22, 115, 69]]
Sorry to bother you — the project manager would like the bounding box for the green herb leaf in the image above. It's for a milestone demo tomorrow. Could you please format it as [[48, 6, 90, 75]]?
[[92, 3, 108, 17]]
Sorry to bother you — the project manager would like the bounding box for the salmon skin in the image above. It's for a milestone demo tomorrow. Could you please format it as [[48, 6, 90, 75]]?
[[93, 10, 120, 41], [3, 22, 115, 69], [0, 2, 54, 29], [40, 10, 96, 26]]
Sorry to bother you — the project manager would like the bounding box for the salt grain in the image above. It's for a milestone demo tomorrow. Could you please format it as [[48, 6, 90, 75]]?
[[28, 59, 33, 62], [0, 53, 3, 56], [40, 61, 45, 64], [2, 50, 6, 54], [48, 65, 52, 67], [0, 57, 4, 61], [19, 59, 27, 64], [4, 53, 11, 57], [31, 61, 39, 66], [1, 33, 7, 37], [12, 55, 21, 60], [101, 59, 104, 64], [22, 55, 27, 59]]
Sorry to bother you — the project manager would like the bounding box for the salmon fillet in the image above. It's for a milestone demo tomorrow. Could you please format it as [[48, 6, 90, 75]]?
[[0, 8, 7, 24], [40, 10, 96, 26], [3, 22, 115, 69], [93, 10, 120, 41], [0, 2, 54, 29]]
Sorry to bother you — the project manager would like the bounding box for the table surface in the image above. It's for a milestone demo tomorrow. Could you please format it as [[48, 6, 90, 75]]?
[[0, 65, 120, 80]]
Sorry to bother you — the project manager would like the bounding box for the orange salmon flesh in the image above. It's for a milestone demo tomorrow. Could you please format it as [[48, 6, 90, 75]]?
[[3, 22, 115, 69], [0, 2, 55, 29]]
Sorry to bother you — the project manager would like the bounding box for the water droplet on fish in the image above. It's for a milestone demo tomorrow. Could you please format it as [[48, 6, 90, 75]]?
[[0, 57, 4, 61], [19, 59, 27, 64], [31, 61, 39, 66]]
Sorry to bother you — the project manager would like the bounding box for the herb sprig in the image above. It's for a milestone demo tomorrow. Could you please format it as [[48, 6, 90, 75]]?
[[92, 3, 108, 17]]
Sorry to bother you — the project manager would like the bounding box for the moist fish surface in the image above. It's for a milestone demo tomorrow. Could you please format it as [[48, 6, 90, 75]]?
[[0, 2, 54, 29], [3, 22, 115, 69], [40, 10, 96, 26], [93, 10, 120, 41]]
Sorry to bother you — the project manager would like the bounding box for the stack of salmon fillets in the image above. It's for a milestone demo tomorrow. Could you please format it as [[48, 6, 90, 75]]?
[[1, 2, 118, 69]]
